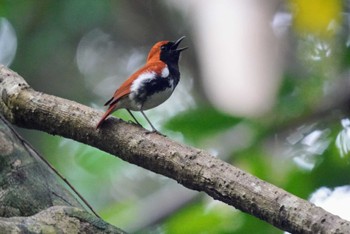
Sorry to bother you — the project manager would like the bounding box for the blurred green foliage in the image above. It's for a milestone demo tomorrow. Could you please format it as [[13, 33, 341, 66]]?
[[164, 106, 241, 144], [1, 1, 350, 233]]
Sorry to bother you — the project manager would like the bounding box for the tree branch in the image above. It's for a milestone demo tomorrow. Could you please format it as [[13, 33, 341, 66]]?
[[0, 206, 125, 233], [0, 101, 124, 233], [0, 64, 349, 233]]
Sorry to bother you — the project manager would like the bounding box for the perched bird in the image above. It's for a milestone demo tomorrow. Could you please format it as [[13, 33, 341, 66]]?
[[96, 36, 187, 133]]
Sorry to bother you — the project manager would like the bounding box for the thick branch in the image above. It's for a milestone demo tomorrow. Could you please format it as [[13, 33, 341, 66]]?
[[0, 206, 124, 233], [0, 112, 82, 217], [0, 102, 124, 233], [0, 65, 349, 233]]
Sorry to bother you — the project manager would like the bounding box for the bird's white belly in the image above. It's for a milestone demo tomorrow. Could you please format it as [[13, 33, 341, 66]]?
[[115, 87, 174, 111], [141, 87, 174, 110]]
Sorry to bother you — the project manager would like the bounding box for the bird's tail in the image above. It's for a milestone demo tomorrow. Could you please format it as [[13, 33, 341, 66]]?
[[96, 104, 116, 129]]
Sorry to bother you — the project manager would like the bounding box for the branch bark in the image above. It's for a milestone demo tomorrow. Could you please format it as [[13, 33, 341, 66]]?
[[0, 105, 125, 233], [0, 206, 124, 233], [0, 64, 349, 233]]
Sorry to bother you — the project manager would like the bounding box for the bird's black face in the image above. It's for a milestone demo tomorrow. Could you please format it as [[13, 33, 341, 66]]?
[[160, 36, 188, 65]]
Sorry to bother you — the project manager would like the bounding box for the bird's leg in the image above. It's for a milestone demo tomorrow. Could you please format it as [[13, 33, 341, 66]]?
[[127, 109, 142, 126], [140, 110, 165, 136]]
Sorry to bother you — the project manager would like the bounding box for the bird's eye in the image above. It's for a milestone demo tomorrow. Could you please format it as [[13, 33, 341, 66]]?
[[160, 45, 166, 50]]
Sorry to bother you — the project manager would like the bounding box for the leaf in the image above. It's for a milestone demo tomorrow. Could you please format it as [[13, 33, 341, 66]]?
[[164, 106, 241, 142]]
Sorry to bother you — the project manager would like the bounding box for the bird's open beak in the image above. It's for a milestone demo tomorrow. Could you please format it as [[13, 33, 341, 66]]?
[[172, 36, 188, 52]]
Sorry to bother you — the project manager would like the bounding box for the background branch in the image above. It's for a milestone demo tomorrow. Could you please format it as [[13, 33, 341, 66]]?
[[0, 100, 124, 233], [1, 65, 349, 233]]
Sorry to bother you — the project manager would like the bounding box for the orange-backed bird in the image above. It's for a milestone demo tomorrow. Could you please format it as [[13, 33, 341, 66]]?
[[96, 36, 187, 133]]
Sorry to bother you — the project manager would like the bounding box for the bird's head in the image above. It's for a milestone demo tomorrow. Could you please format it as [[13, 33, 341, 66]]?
[[147, 36, 188, 64]]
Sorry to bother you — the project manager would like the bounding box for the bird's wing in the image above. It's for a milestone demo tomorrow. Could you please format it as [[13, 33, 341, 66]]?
[[105, 61, 167, 106], [97, 61, 167, 129]]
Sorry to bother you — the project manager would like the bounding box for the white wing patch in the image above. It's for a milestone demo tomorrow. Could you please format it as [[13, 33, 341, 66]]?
[[161, 66, 169, 78], [130, 71, 155, 93], [128, 66, 172, 110]]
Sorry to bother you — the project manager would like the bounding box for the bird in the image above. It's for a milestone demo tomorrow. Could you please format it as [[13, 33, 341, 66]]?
[[96, 36, 187, 134]]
